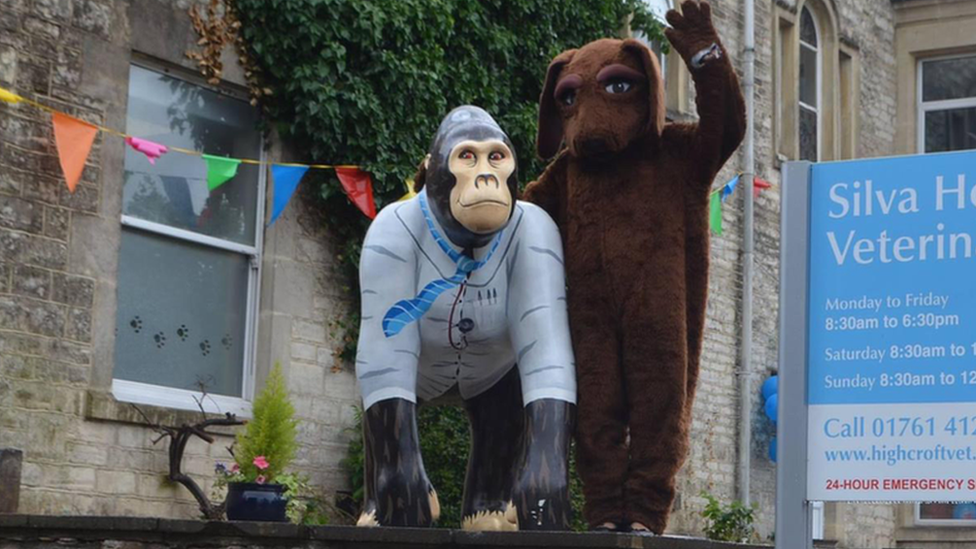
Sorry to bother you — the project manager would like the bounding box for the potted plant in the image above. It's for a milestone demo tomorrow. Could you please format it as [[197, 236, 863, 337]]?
[[216, 363, 299, 522]]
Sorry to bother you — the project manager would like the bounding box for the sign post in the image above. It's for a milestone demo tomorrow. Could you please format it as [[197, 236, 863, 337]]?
[[778, 151, 976, 548]]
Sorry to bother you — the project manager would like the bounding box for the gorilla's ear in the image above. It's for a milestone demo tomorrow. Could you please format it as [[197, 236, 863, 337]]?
[[621, 39, 666, 139], [413, 154, 431, 192], [537, 49, 576, 160]]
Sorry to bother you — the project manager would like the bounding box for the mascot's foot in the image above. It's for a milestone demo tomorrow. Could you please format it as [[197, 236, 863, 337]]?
[[462, 501, 518, 532], [630, 522, 656, 536], [356, 489, 441, 527], [592, 521, 629, 533]]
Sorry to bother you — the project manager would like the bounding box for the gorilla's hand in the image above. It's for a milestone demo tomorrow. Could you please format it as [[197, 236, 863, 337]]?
[[513, 399, 575, 530], [358, 398, 440, 527], [664, 1, 723, 69]]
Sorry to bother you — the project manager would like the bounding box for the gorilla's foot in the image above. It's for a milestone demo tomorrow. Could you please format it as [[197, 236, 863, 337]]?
[[429, 489, 442, 522], [356, 510, 379, 527], [462, 502, 518, 531]]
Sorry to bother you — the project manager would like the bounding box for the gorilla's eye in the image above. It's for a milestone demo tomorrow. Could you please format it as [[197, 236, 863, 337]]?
[[604, 80, 632, 94], [560, 89, 576, 106], [488, 151, 505, 162], [459, 150, 475, 161]]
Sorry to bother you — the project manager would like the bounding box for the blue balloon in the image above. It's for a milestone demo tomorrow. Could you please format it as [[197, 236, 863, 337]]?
[[764, 393, 779, 423], [769, 437, 777, 462], [761, 375, 779, 401]]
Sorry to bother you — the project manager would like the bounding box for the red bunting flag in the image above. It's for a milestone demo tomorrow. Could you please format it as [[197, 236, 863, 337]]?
[[335, 167, 377, 219], [52, 112, 98, 193], [753, 176, 772, 198]]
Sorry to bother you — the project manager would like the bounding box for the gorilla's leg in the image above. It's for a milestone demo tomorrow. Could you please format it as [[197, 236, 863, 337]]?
[[461, 367, 523, 531], [571, 293, 628, 530], [357, 398, 440, 527], [513, 397, 575, 530], [620, 276, 690, 535]]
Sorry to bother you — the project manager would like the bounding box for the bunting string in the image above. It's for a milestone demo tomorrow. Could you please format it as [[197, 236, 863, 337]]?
[[0, 84, 376, 222], [709, 173, 775, 235]]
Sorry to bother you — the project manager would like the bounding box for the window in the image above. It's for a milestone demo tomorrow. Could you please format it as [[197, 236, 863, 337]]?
[[774, 1, 857, 161], [798, 6, 820, 161], [112, 62, 264, 415], [918, 55, 976, 153], [917, 502, 976, 526]]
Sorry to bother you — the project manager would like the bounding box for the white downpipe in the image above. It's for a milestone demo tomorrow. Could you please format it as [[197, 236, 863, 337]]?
[[738, 0, 757, 507]]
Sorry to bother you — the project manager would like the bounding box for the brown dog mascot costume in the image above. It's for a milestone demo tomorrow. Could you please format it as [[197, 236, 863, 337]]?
[[522, 0, 745, 534]]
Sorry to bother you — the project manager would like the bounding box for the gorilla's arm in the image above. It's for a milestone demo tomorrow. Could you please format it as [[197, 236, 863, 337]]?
[[506, 203, 577, 529], [665, 0, 746, 179], [355, 206, 436, 526]]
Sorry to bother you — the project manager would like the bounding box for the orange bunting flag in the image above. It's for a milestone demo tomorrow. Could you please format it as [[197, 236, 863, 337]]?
[[335, 167, 377, 219], [52, 112, 98, 193]]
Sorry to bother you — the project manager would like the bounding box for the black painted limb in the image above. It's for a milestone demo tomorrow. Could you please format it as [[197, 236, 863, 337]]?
[[513, 399, 576, 530], [360, 398, 438, 527], [461, 368, 524, 528]]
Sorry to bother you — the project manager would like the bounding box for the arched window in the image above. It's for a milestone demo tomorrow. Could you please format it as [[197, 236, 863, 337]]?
[[798, 6, 820, 161], [775, 0, 858, 162]]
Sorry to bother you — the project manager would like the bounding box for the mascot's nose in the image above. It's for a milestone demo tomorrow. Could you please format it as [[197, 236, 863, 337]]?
[[580, 137, 611, 156], [475, 174, 499, 189]]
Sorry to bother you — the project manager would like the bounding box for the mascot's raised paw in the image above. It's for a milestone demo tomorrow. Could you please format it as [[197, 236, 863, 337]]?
[[664, 1, 723, 68]]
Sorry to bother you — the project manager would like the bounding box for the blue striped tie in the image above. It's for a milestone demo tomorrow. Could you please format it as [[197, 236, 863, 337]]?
[[382, 192, 502, 338]]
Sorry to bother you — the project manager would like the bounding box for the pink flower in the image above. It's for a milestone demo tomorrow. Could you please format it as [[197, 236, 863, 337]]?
[[230, 463, 240, 473], [253, 456, 270, 470], [255, 475, 266, 485]]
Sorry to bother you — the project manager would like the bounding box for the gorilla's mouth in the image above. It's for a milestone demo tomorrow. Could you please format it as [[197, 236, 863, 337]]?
[[457, 199, 510, 208]]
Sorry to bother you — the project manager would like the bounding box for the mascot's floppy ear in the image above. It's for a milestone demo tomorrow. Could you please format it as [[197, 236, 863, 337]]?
[[413, 154, 431, 193], [621, 39, 666, 139], [537, 49, 576, 160]]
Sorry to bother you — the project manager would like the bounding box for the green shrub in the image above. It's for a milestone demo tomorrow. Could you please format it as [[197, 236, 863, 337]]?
[[700, 491, 757, 543], [234, 363, 299, 482]]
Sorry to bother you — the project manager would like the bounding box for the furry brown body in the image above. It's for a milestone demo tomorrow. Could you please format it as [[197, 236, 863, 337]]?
[[522, 1, 745, 533]]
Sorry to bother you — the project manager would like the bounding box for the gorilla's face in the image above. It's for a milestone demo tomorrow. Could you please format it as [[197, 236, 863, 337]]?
[[446, 139, 515, 234], [418, 106, 520, 250]]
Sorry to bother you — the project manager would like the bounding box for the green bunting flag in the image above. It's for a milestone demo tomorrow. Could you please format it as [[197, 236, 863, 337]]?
[[202, 154, 242, 191], [710, 191, 723, 235]]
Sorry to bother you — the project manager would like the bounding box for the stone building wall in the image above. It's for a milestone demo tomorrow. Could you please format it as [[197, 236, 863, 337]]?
[[0, 0, 358, 518], [663, 0, 899, 546], [0, 0, 942, 546]]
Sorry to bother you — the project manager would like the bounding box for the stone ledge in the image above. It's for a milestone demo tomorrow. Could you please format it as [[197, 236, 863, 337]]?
[[0, 515, 768, 548]]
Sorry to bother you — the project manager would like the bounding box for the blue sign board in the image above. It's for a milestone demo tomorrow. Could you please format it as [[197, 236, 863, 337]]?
[[805, 150, 976, 501]]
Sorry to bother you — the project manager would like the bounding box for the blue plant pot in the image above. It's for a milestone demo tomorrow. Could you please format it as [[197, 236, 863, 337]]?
[[225, 482, 288, 522]]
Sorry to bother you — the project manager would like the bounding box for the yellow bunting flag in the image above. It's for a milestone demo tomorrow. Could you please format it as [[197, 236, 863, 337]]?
[[0, 86, 22, 104], [398, 178, 418, 202], [51, 112, 98, 193]]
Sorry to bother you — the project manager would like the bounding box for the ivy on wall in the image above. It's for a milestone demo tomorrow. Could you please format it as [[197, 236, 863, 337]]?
[[233, 0, 665, 356]]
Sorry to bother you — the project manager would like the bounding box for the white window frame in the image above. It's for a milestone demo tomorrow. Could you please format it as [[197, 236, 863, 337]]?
[[916, 53, 976, 154], [811, 501, 825, 539], [112, 59, 264, 418], [915, 502, 976, 527], [798, 5, 822, 162], [637, 0, 671, 83]]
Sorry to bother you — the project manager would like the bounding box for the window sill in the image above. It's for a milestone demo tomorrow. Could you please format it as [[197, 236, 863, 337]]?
[[85, 388, 246, 432]]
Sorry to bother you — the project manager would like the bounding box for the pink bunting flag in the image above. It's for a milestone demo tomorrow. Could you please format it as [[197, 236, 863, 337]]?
[[125, 136, 168, 165]]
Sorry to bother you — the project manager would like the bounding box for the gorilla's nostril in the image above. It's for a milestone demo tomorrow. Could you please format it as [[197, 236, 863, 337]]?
[[581, 138, 610, 156]]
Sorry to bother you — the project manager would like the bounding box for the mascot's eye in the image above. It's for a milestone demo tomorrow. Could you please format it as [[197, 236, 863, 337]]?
[[488, 151, 505, 162], [459, 150, 475, 160], [605, 80, 632, 94], [560, 89, 576, 106]]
